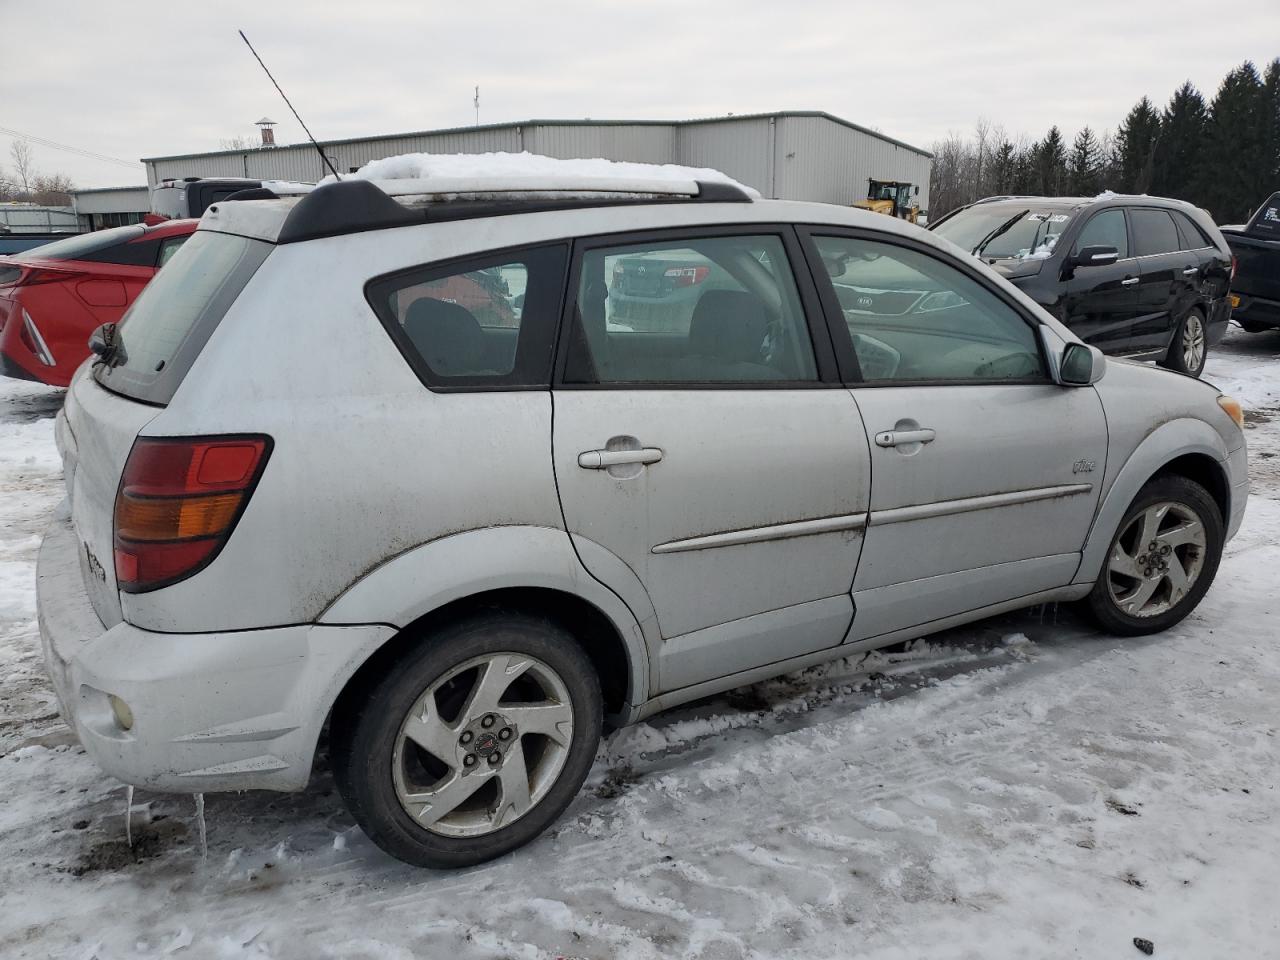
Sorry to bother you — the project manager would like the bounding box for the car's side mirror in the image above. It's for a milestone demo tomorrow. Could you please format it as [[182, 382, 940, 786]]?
[[1060, 342, 1105, 386], [1073, 245, 1119, 267]]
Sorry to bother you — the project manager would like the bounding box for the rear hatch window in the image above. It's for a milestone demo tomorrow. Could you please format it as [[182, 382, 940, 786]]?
[[93, 230, 271, 404], [1249, 192, 1280, 241]]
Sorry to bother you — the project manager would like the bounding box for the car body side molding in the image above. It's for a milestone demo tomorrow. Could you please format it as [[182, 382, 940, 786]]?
[[867, 484, 1094, 527]]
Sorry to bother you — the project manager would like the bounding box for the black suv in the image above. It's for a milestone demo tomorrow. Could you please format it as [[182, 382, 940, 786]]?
[[930, 195, 1233, 376]]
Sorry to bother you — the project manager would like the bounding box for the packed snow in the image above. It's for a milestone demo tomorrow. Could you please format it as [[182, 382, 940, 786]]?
[[1, 328, 1279, 959], [319, 150, 760, 197]]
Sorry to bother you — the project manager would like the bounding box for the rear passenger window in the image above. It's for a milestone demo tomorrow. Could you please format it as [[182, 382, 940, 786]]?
[[813, 235, 1045, 383], [367, 245, 567, 389], [1073, 209, 1129, 258], [1171, 211, 1209, 250], [564, 234, 818, 384], [1130, 209, 1181, 257]]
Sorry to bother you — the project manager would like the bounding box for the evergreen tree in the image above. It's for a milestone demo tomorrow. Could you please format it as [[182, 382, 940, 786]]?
[[1035, 126, 1068, 195], [1264, 59, 1280, 185], [1096, 129, 1121, 191], [1068, 127, 1102, 195], [1205, 61, 1270, 222], [1115, 97, 1161, 193], [1151, 81, 1209, 206], [991, 140, 1018, 194], [1011, 145, 1038, 195]]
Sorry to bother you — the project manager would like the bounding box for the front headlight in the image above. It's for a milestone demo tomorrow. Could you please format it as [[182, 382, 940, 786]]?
[[1217, 396, 1245, 430]]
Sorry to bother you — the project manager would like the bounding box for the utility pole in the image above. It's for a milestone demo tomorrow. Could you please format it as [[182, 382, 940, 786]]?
[[474, 86, 480, 127]]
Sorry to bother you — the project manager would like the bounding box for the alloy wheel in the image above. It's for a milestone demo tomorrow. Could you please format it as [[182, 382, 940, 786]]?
[[1106, 500, 1207, 618], [1181, 313, 1205, 371], [391, 653, 574, 837]]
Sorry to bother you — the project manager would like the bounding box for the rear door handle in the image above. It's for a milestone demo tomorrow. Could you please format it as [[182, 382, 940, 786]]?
[[1121, 277, 1140, 286], [578, 447, 664, 469], [1182, 267, 1199, 276], [875, 428, 936, 448]]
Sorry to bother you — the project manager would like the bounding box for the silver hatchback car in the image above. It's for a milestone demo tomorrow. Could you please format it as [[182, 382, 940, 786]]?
[[39, 173, 1248, 868]]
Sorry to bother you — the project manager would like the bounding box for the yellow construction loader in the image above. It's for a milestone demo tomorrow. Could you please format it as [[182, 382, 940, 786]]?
[[853, 179, 920, 224]]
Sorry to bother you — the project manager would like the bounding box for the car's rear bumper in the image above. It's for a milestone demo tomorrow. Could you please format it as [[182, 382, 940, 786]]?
[[0, 348, 42, 383], [1231, 291, 1280, 328], [38, 504, 394, 793]]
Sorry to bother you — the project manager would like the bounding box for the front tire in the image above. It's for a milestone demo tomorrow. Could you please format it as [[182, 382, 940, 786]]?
[[1160, 307, 1208, 376], [330, 610, 602, 869], [1086, 475, 1223, 637]]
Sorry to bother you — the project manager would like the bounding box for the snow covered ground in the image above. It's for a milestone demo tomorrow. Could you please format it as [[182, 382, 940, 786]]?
[[1, 329, 1278, 960]]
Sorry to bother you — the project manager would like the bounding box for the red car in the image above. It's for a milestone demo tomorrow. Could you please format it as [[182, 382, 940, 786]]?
[[0, 219, 197, 387]]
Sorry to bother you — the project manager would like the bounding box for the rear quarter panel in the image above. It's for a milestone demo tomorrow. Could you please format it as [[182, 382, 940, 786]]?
[[118, 238, 565, 633]]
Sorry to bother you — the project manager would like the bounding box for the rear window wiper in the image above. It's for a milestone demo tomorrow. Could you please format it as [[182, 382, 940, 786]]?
[[88, 322, 127, 369]]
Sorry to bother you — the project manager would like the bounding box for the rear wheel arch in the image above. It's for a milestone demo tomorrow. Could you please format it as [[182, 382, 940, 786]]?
[[330, 587, 638, 730]]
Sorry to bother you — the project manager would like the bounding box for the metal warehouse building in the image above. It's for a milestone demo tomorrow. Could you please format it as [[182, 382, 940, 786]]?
[[70, 185, 152, 230], [139, 111, 933, 211]]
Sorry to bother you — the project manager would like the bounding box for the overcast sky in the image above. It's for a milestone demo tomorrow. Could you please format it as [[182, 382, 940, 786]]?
[[4, 0, 1278, 188]]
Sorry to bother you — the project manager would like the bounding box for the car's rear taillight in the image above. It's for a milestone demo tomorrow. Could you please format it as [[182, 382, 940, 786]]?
[[1230, 256, 1238, 282], [114, 435, 272, 592], [664, 266, 710, 288]]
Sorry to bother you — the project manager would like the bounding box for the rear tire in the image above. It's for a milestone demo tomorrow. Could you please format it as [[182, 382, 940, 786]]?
[[1086, 475, 1223, 637], [1160, 307, 1208, 377], [330, 610, 602, 869], [1238, 319, 1269, 334]]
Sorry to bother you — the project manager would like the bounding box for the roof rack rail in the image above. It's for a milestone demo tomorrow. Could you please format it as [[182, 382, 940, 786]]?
[[276, 177, 751, 244]]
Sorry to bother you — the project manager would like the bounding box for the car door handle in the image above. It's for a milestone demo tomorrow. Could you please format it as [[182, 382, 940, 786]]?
[[874, 428, 936, 448], [578, 447, 664, 469], [1121, 277, 1140, 286], [1182, 267, 1199, 276]]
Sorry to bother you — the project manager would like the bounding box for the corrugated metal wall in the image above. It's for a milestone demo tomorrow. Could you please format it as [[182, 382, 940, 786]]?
[[72, 188, 150, 214], [148, 152, 248, 185], [675, 118, 775, 197], [526, 124, 676, 164], [144, 116, 932, 208], [774, 116, 932, 210]]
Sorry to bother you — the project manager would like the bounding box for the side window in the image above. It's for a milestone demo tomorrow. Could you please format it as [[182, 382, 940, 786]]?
[[157, 235, 189, 268], [1171, 210, 1210, 250], [813, 235, 1045, 383], [564, 234, 818, 384], [366, 245, 567, 388], [1130, 209, 1181, 257], [1073, 209, 1129, 259]]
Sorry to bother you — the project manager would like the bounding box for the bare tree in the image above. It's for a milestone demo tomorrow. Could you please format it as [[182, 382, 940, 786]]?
[[10, 140, 35, 196], [31, 174, 75, 206], [0, 140, 75, 205], [219, 135, 255, 151]]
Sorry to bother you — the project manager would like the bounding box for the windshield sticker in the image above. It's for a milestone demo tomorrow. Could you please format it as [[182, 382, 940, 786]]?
[[1026, 214, 1071, 223]]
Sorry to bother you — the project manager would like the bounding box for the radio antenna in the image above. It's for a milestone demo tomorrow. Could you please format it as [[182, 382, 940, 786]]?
[[238, 30, 341, 181]]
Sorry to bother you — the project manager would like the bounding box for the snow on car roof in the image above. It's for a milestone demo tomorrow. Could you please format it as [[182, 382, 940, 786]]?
[[320, 151, 760, 199]]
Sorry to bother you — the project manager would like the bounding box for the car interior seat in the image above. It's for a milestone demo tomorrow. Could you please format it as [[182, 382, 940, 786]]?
[[404, 298, 489, 376]]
